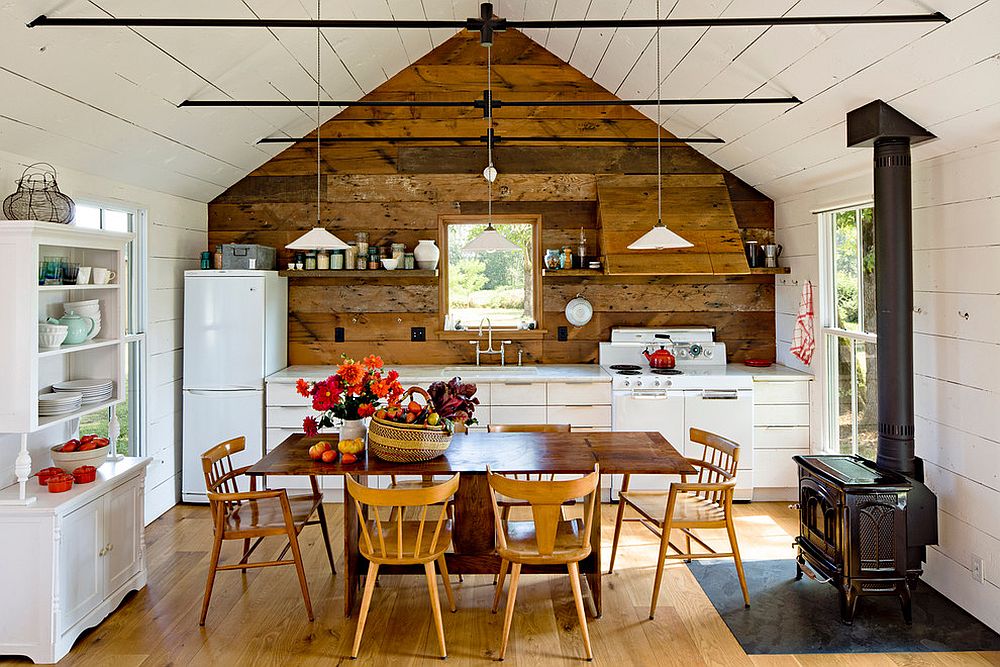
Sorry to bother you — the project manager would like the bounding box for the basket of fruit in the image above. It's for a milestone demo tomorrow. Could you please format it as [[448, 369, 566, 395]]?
[[368, 380, 478, 463]]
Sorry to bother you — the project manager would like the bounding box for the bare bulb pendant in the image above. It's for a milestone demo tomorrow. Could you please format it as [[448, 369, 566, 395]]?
[[483, 164, 498, 183]]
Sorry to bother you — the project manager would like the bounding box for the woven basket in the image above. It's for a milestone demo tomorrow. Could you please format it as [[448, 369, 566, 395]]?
[[368, 387, 453, 463]]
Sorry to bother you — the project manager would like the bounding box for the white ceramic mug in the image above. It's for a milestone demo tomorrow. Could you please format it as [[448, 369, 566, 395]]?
[[76, 266, 92, 285], [92, 268, 116, 285]]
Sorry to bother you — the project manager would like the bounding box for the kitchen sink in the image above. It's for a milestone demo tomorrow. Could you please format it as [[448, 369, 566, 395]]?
[[439, 365, 538, 377]]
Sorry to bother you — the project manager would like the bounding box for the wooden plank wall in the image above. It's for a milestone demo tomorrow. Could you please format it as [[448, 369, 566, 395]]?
[[208, 29, 776, 366]]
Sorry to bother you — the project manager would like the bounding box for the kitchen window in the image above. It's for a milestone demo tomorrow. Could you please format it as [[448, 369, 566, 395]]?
[[439, 214, 542, 331], [76, 202, 147, 457], [821, 204, 876, 460]]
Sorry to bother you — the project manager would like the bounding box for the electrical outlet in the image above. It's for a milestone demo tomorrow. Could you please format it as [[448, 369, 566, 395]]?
[[411, 327, 426, 342], [972, 554, 984, 584], [334, 327, 345, 342], [557, 326, 568, 342]]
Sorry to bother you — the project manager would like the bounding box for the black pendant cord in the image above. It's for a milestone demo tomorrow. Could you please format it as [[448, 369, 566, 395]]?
[[656, 0, 662, 228], [486, 41, 493, 230]]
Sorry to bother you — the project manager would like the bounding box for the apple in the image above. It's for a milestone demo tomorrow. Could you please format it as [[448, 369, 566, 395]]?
[[308, 444, 324, 460], [81, 434, 97, 443], [321, 449, 338, 463], [408, 401, 422, 415], [375, 409, 388, 420], [405, 412, 417, 423], [341, 453, 358, 465]]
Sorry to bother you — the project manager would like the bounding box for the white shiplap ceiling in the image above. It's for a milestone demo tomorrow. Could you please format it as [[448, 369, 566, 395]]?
[[0, 0, 996, 203]]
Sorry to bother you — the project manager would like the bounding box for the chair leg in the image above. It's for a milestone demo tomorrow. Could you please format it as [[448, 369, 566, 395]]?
[[199, 530, 225, 626], [315, 502, 337, 575], [726, 516, 751, 608], [286, 523, 314, 621], [498, 562, 521, 661], [568, 562, 593, 661], [492, 558, 509, 613], [352, 561, 379, 659], [425, 561, 448, 659], [684, 531, 693, 563], [608, 497, 628, 574], [648, 519, 673, 620], [437, 555, 457, 612]]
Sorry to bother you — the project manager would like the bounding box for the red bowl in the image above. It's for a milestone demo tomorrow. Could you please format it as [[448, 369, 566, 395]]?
[[36, 467, 65, 486], [72, 465, 97, 484], [743, 358, 774, 368], [47, 474, 74, 493]]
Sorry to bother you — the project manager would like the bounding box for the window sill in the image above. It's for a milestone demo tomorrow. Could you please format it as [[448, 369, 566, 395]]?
[[435, 329, 548, 341]]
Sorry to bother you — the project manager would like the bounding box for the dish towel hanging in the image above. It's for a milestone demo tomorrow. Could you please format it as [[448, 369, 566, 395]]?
[[790, 280, 816, 365]]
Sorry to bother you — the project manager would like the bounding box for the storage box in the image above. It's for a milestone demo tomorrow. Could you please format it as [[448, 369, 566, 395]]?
[[221, 244, 276, 270]]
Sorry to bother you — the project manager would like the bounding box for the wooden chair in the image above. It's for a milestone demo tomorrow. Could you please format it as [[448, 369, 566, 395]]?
[[198, 436, 335, 625], [608, 427, 750, 619], [487, 423, 574, 520], [487, 465, 600, 661], [346, 473, 461, 659]]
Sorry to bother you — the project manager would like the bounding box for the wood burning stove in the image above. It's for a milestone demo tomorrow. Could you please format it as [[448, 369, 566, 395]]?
[[794, 101, 938, 624]]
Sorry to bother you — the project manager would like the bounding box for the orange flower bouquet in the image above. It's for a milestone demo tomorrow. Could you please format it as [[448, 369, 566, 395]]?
[[297, 355, 403, 439]]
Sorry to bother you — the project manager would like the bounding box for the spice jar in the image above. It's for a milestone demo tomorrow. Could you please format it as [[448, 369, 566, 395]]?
[[331, 249, 345, 270], [561, 246, 574, 270], [403, 252, 415, 270], [304, 251, 317, 271], [213, 245, 223, 270], [317, 249, 331, 270], [545, 249, 561, 270], [368, 248, 381, 270], [344, 243, 357, 270], [355, 231, 369, 257]]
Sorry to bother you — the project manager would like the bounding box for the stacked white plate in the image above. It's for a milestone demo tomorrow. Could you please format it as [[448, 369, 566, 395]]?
[[52, 378, 114, 405], [38, 391, 83, 416]]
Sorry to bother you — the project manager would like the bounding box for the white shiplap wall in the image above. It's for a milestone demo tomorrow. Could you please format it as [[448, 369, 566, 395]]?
[[774, 139, 1000, 632], [0, 150, 207, 524]]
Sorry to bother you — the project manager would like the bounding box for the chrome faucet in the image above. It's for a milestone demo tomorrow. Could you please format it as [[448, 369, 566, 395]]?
[[469, 317, 511, 365]]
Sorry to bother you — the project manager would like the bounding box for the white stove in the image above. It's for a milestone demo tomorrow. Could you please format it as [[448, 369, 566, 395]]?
[[600, 327, 754, 500]]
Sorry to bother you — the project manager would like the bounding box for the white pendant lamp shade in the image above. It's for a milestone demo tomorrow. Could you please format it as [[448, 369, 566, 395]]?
[[627, 221, 694, 250], [463, 225, 519, 253], [285, 227, 350, 250]]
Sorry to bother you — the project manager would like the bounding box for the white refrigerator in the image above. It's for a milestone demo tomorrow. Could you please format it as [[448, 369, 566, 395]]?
[[181, 270, 287, 503]]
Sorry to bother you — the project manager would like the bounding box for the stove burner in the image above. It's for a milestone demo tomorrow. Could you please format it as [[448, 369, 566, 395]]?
[[651, 368, 683, 375], [609, 364, 642, 371], [615, 370, 642, 376]]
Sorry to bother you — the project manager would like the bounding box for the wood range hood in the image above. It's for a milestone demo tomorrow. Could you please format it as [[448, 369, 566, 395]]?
[[597, 174, 751, 275]]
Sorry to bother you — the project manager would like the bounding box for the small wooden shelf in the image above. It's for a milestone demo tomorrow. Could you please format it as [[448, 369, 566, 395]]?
[[749, 267, 791, 274], [542, 269, 604, 277], [279, 269, 439, 279], [38, 283, 120, 291], [38, 338, 122, 358]]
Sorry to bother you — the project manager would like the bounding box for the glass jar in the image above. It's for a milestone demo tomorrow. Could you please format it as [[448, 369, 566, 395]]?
[[331, 249, 345, 270], [403, 252, 415, 270], [344, 243, 357, 270], [561, 246, 574, 270], [213, 245, 223, 270], [304, 251, 317, 271], [545, 249, 561, 270], [391, 243, 406, 263], [200, 251, 212, 270], [317, 249, 330, 270], [355, 231, 369, 257], [357, 254, 367, 270], [368, 248, 381, 270]]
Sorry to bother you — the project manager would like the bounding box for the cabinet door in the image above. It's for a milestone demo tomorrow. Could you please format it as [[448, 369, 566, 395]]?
[[105, 480, 143, 594], [58, 498, 104, 633]]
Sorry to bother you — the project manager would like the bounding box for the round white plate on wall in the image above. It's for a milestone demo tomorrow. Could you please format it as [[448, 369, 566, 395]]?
[[565, 295, 593, 327]]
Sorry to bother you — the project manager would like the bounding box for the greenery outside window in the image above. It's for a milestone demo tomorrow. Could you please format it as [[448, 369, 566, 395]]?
[[822, 204, 876, 459], [439, 214, 542, 332], [76, 202, 146, 457]]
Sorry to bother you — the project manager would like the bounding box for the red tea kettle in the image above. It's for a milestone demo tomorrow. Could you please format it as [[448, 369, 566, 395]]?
[[642, 345, 676, 369]]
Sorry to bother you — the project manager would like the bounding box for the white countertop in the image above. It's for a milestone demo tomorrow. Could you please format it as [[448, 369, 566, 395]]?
[[266, 363, 811, 384], [0, 457, 150, 515]]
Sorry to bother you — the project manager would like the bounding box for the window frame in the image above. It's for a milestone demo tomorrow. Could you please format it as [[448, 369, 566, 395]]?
[[437, 213, 544, 336], [819, 202, 876, 457], [75, 200, 148, 458]]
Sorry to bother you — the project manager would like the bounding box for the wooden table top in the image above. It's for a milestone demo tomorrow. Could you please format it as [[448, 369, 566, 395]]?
[[247, 431, 696, 477]]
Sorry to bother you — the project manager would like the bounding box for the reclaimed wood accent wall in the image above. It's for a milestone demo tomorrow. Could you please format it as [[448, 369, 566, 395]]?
[[208, 29, 776, 366]]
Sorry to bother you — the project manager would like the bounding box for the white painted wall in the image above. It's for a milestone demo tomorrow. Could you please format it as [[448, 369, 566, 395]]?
[[774, 139, 1000, 632], [0, 150, 207, 524]]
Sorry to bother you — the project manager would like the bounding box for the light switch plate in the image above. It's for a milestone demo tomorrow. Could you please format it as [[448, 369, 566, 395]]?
[[972, 553, 984, 583]]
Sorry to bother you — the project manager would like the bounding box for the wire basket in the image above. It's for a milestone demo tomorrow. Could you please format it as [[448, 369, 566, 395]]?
[[368, 387, 453, 463], [3, 163, 76, 224]]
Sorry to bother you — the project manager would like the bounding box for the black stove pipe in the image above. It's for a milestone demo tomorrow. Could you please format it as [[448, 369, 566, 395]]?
[[873, 137, 917, 477]]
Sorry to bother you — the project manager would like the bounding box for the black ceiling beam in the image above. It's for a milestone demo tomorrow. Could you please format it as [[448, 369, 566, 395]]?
[[27, 12, 948, 30], [256, 135, 724, 144], [180, 99, 476, 108], [180, 96, 799, 108]]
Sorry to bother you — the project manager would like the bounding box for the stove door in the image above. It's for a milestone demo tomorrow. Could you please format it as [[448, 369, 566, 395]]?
[[611, 389, 686, 497]]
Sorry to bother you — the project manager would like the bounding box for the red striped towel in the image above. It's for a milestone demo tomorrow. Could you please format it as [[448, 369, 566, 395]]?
[[790, 280, 815, 365]]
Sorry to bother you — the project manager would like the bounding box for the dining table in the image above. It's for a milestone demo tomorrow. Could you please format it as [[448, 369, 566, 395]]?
[[247, 430, 696, 617]]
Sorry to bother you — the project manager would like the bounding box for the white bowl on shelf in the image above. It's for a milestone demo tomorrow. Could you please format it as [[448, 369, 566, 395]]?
[[380, 258, 399, 271], [50, 442, 110, 472], [38, 324, 69, 349]]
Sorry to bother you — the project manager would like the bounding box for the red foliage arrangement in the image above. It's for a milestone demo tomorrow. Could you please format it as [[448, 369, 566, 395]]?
[[296, 355, 403, 436]]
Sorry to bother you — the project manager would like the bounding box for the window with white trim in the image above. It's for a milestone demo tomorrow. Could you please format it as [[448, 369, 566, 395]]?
[[76, 202, 146, 457], [822, 204, 877, 459]]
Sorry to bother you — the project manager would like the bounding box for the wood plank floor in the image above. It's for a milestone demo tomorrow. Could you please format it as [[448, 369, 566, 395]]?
[[6, 502, 998, 666]]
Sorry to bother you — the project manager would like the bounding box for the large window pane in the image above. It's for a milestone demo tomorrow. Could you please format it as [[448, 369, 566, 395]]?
[[830, 335, 855, 455], [832, 209, 859, 331], [446, 222, 534, 329], [860, 206, 877, 335], [856, 340, 878, 461]]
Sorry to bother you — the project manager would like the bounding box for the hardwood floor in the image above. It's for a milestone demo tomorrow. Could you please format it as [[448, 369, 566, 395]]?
[[5, 502, 998, 666]]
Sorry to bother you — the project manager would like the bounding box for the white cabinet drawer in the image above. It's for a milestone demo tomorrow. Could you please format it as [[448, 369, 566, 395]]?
[[754, 403, 810, 426], [755, 449, 808, 487], [546, 382, 611, 406], [547, 405, 611, 428], [753, 380, 810, 405], [266, 382, 311, 407], [266, 406, 311, 428], [754, 426, 811, 449], [490, 405, 547, 425], [490, 382, 546, 406]]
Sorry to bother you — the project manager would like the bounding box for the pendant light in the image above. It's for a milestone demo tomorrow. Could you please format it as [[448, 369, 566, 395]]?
[[628, 0, 693, 251], [463, 35, 518, 253], [286, 0, 348, 253]]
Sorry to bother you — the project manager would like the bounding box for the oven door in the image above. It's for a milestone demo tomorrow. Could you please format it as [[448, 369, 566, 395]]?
[[684, 389, 754, 500], [610, 388, 686, 498]]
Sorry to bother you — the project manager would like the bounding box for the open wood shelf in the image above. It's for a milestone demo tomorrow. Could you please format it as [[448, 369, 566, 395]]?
[[279, 269, 438, 279], [541, 269, 605, 277], [749, 267, 791, 274]]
